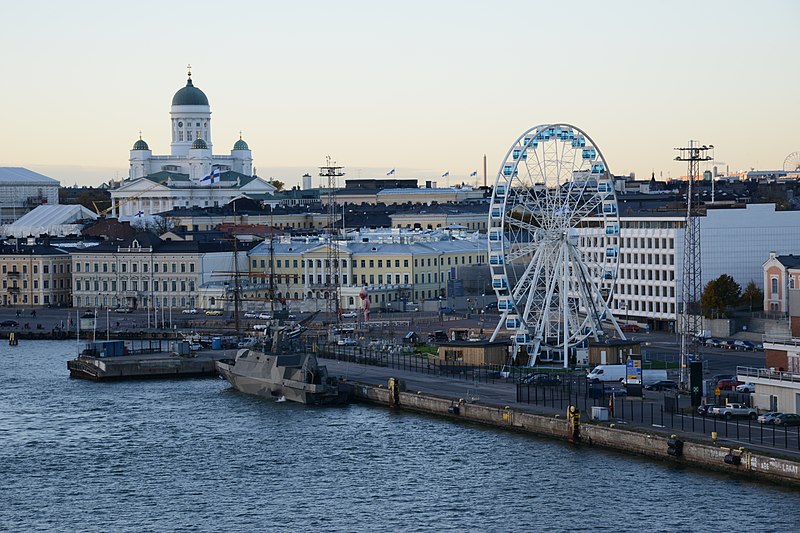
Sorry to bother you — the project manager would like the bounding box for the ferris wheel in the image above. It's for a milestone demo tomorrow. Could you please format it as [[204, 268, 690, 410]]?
[[784, 151, 800, 172], [488, 124, 623, 367]]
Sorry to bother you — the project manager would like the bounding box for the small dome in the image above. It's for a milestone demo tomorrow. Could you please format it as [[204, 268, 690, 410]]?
[[233, 138, 249, 151], [172, 76, 209, 106], [132, 138, 149, 150], [192, 137, 208, 149]]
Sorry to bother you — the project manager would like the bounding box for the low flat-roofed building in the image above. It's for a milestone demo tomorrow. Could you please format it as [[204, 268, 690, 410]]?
[[437, 339, 510, 366]]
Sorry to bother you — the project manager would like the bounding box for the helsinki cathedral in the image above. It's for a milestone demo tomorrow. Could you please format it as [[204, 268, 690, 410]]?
[[111, 67, 275, 219]]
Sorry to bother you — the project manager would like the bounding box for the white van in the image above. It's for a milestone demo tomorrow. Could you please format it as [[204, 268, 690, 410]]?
[[587, 364, 667, 385]]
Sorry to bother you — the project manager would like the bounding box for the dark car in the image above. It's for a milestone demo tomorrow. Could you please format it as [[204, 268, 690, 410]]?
[[520, 373, 562, 386], [774, 413, 800, 427], [697, 403, 718, 416], [0, 319, 19, 327], [484, 302, 498, 311], [604, 386, 627, 396], [644, 380, 679, 392], [716, 378, 743, 390], [705, 338, 722, 348]]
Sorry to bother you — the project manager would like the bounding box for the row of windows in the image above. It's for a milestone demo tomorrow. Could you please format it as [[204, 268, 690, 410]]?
[[616, 284, 676, 298], [251, 255, 485, 270], [75, 280, 195, 292], [3, 279, 67, 290], [80, 295, 194, 308], [615, 299, 676, 315], [618, 269, 676, 282], [1, 263, 69, 274], [74, 262, 195, 274], [4, 294, 66, 305]]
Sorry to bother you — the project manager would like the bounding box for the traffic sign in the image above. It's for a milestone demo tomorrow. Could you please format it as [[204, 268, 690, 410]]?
[[714, 387, 721, 396]]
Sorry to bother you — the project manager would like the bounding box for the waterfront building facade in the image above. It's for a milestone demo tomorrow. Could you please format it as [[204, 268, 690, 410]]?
[[246, 230, 487, 312], [69, 234, 247, 311], [0, 243, 72, 306]]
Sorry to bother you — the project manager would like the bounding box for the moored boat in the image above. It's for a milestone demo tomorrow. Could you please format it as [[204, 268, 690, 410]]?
[[216, 349, 351, 405]]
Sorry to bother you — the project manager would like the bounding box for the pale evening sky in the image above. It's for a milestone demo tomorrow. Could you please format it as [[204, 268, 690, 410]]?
[[1, 0, 798, 188]]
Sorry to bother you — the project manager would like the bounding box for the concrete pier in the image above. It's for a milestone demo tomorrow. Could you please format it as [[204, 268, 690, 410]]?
[[352, 380, 800, 488], [67, 351, 231, 381]]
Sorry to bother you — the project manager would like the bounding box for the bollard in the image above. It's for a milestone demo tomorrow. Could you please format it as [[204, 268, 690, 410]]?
[[711, 431, 718, 443]]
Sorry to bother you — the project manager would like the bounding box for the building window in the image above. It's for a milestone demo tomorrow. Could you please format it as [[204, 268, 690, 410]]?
[[772, 278, 778, 295]]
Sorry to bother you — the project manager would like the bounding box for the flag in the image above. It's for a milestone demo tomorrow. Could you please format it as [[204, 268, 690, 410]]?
[[387, 169, 395, 176], [470, 170, 478, 177], [442, 171, 449, 178], [135, 210, 144, 217], [200, 167, 220, 186]]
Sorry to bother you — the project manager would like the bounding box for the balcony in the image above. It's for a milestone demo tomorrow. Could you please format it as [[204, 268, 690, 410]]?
[[7, 271, 20, 278]]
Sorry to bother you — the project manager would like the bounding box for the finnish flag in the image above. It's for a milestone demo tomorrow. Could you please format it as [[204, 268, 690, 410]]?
[[441, 171, 449, 178], [200, 168, 221, 186], [470, 170, 478, 177], [387, 169, 395, 176]]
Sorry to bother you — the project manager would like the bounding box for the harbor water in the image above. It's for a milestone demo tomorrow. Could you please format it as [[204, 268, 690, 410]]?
[[2, 340, 799, 532]]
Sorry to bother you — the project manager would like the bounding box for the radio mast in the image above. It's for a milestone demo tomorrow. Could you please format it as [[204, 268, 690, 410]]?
[[674, 141, 712, 387], [320, 156, 344, 325]]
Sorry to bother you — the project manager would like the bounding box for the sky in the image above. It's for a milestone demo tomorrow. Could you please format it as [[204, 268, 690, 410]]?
[[1, 0, 798, 189]]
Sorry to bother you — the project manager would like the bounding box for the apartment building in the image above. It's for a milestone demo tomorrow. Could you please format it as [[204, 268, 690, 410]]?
[[0, 242, 72, 306]]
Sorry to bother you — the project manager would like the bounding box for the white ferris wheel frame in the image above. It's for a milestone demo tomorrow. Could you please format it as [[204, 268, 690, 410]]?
[[487, 123, 624, 367]]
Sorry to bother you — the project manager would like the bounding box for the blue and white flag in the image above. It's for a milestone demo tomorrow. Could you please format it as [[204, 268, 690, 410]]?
[[469, 170, 478, 177], [200, 168, 221, 186], [387, 168, 395, 176], [135, 210, 144, 217], [441, 171, 449, 178]]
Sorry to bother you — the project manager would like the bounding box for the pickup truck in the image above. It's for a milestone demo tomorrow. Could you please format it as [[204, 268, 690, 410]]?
[[711, 403, 757, 420]]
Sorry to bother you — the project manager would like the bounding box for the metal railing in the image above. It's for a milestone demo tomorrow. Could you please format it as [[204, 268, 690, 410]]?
[[737, 366, 800, 384]]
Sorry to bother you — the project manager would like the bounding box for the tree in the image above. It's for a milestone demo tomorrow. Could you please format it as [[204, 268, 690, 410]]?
[[701, 274, 741, 318], [741, 280, 764, 313], [271, 180, 285, 192], [130, 215, 175, 235]]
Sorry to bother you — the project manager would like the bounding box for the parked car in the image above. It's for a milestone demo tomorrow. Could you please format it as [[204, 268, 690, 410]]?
[[733, 340, 755, 351], [719, 340, 736, 350], [243, 312, 258, 318], [604, 385, 627, 396], [620, 324, 640, 333], [758, 412, 782, 425], [711, 403, 757, 420], [337, 337, 358, 346], [711, 374, 734, 385], [697, 403, 719, 417], [519, 373, 562, 386], [341, 311, 358, 319], [114, 307, 133, 313], [188, 343, 202, 351], [736, 382, 756, 393], [0, 319, 19, 327], [182, 308, 198, 314], [774, 413, 800, 427], [716, 378, 743, 390], [484, 302, 498, 311], [644, 380, 679, 392], [257, 312, 272, 320], [205, 309, 224, 316], [704, 338, 722, 348], [252, 324, 269, 331]]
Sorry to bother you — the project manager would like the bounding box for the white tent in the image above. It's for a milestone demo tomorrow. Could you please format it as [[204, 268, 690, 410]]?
[[2, 204, 98, 237]]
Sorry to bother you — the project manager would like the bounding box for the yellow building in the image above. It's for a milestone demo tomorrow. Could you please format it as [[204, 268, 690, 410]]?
[[0, 242, 72, 307], [247, 231, 487, 312]]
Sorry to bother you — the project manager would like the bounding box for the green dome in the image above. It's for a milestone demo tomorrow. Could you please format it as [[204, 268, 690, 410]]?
[[172, 77, 209, 106], [191, 137, 208, 149], [233, 138, 249, 151], [132, 138, 149, 150]]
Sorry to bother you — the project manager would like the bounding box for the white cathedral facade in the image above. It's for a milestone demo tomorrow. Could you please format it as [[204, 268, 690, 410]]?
[[111, 69, 275, 219]]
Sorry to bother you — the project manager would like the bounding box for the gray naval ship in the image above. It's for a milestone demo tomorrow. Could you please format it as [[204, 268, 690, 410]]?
[[216, 349, 351, 405]]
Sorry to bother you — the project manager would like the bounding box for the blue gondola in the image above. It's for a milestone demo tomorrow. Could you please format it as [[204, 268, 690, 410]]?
[[489, 254, 504, 265], [602, 202, 616, 214], [515, 333, 530, 344], [492, 276, 508, 289], [591, 163, 605, 174], [503, 164, 514, 177], [498, 298, 513, 310], [603, 269, 616, 280], [582, 148, 597, 160], [605, 224, 619, 235], [605, 246, 618, 258], [572, 137, 586, 148], [598, 180, 612, 193], [491, 206, 502, 218], [496, 185, 506, 197], [506, 316, 521, 329], [489, 230, 502, 242]]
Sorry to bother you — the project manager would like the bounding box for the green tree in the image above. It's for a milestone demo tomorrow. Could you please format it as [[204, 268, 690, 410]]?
[[271, 180, 285, 192], [740, 280, 764, 313], [701, 274, 741, 317]]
